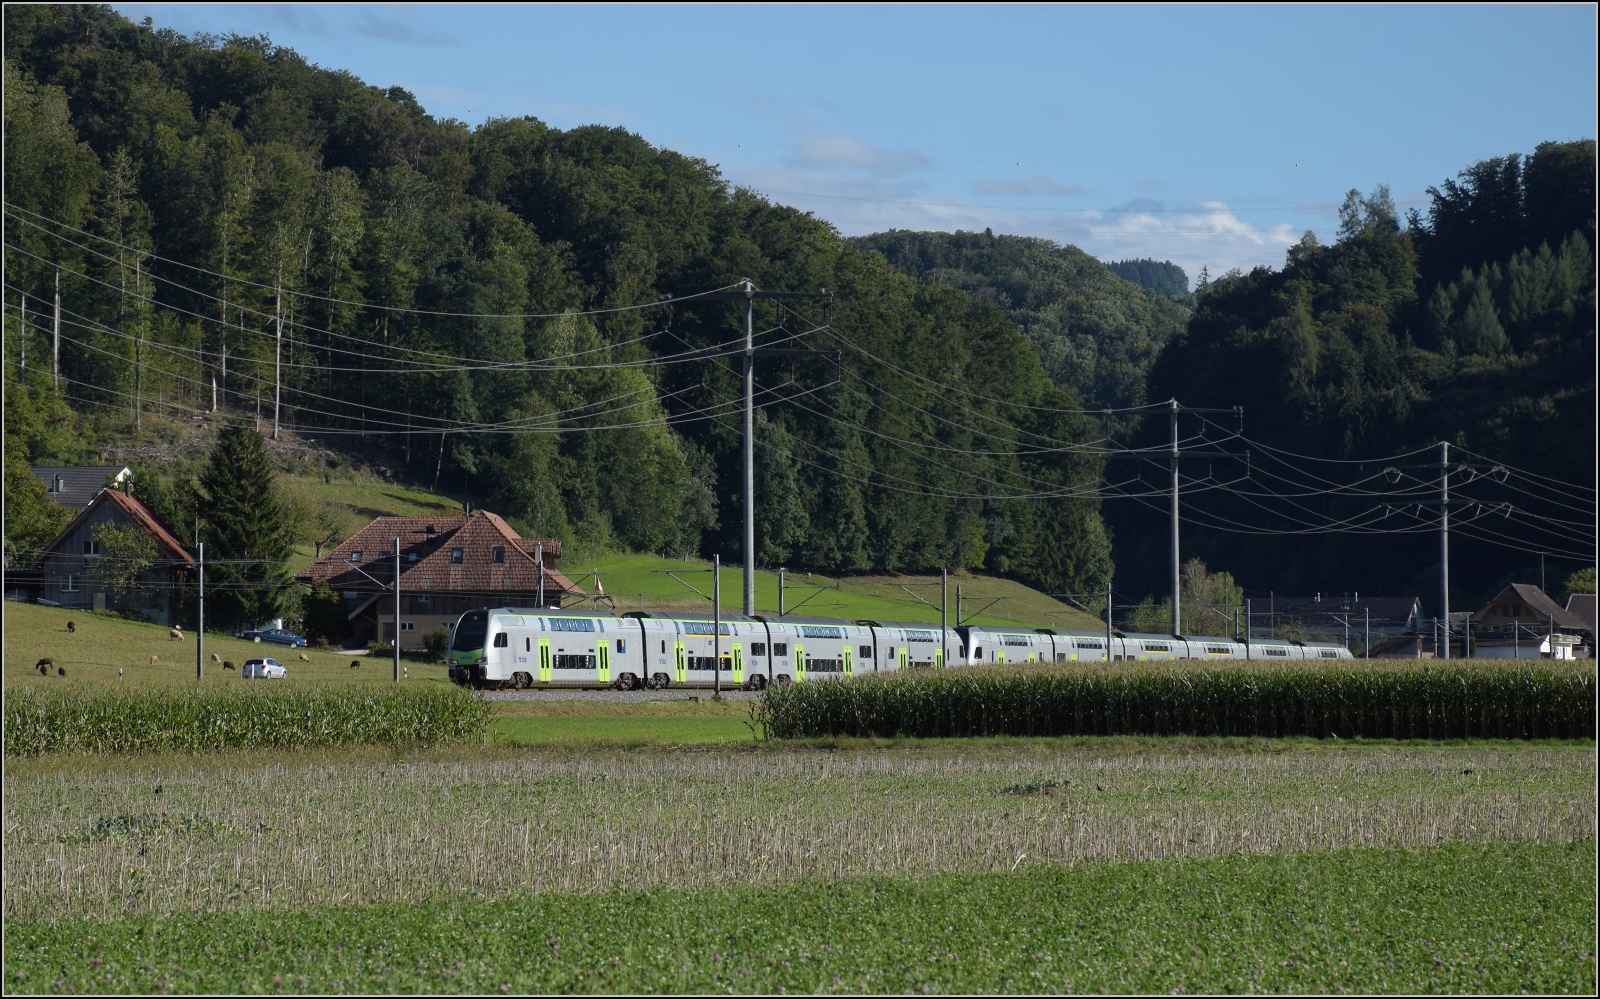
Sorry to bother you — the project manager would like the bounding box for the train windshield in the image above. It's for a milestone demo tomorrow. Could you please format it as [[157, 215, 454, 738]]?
[[452, 611, 488, 652]]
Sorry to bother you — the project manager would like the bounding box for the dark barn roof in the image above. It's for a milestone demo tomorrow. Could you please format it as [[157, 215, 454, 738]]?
[[30, 465, 132, 510]]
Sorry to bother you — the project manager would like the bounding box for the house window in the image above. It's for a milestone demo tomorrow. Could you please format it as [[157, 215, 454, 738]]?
[[451, 548, 464, 564], [493, 546, 505, 563], [82, 540, 102, 557], [62, 574, 79, 592], [349, 551, 362, 563], [400, 622, 415, 633], [416, 594, 429, 605], [408, 552, 418, 563]]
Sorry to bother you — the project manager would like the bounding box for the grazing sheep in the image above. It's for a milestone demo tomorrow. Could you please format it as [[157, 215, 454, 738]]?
[[223, 660, 236, 671], [66, 620, 76, 633], [349, 660, 361, 670], [148, 655, 159, 665], [57, 666, 66, 677], [210, 653, 221, 664], [298, 653, 310, 662], [169, 628, 184, 641]]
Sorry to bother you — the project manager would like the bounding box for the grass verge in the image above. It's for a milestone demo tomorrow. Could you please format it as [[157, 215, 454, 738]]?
[[762, 660, 1597, 740], [5, 841, 1592, 994]]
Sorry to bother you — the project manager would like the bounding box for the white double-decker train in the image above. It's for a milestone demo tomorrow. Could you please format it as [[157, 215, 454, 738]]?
[[447, 608, 1352, 690]]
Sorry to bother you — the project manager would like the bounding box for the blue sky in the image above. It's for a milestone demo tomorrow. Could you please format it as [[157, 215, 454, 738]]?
[[116, 3, 1596, 287]]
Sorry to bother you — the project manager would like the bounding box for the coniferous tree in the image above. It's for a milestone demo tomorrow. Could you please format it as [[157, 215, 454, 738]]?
[[199, 423, 293, 629]]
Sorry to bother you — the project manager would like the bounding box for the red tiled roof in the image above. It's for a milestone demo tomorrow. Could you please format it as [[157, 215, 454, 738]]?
[[295, 512, 578, 596], [40, 489, 194, 564]]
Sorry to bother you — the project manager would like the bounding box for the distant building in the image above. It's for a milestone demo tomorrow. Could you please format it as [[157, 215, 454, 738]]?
[[1469, 584, 1591, 660], [295, 511, 584, 649], [18, 487, 194, 624], [30, 465, 133, 510], [1565, 593, 1597, 638]]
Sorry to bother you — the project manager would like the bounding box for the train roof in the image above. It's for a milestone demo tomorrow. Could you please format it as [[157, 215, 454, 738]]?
[[851, 620, 954, 631], [487, 607, 617, 618]]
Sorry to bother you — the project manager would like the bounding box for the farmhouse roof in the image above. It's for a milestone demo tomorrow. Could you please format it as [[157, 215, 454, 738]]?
[[1565, 593, 1597, 636], [1475, 584, 1589, 633], [30, 465, 132, 510], [295, 512, 579, 596], [39, 488, 194, 565]]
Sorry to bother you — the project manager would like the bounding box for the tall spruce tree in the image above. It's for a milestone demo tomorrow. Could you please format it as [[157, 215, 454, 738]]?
[[199, 423, 292, 629]]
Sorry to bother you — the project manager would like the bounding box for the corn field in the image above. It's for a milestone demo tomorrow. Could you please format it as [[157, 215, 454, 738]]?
[[760, 660, 1597, 740], [3, 686, 490, 756]]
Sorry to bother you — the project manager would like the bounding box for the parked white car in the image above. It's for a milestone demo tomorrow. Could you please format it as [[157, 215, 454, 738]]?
[[241, 657, 288, 679]]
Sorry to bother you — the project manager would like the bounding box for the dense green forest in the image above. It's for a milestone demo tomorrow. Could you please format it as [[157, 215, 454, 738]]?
[[2, 4, 1112, 598], [1116, 147, 1596, 612], [4, 5, 1592, 621], [851, 231, 1192, 419]]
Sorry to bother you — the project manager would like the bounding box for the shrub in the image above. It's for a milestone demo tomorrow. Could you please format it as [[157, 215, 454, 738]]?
[[4, 685, 491, 756], [422, 628, 450, 663], [759, 660, 1596, 741]]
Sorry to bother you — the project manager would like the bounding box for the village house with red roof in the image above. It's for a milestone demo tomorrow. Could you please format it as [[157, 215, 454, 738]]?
[[295, 510, 583, 649], [17, 486, 195, 625]]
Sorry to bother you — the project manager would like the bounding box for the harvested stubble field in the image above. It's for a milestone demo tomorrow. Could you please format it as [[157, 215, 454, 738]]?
[[4, 739, 1591, 922], [761, 659, 1597, 740], [6, 842, 1593, 994]]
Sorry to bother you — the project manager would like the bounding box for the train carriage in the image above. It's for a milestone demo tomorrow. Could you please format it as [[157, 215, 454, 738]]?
[[860, 622, 954, 672], [760, 617, 872, 682], [958, 626, 1055, 665]]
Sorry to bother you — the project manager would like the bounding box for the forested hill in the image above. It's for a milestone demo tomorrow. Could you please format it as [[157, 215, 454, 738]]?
[[2, 4, 1112, 597], [1111, 144, 1596, 610], [851, 231, 1191, 415]]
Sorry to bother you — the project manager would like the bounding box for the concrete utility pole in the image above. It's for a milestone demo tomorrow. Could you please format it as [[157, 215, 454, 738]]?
[[196, 542, 205, 680], [941, 568, 948, 668], [741, 282, 756, 618], [778, 567, 785, 618], [1440, 441, 1450, 660], [1245, 598, 1252, 659], [393, 536, 402, 682], [536, 542, 545, 608], [713, 554, 722, 697], [273, 279, 283, 440], [53, 267, 61, 388], [687, 282, 834, 617], [1170, 398, 1181, 636], [1106, 577, 1114, 662], [19, 293, 26, 372]]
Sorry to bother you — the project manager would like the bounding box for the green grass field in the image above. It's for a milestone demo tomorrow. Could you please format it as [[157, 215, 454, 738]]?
[[489, 696, 756, 746], [2, 602, 449, 688], [5, 842, 1592, 994]]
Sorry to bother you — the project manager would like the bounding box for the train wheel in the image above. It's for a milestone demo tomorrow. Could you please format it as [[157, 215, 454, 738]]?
[[512, 672, 528, 690], [615, 672, 638, 691], [651, 672, 672, 689], [745, 675, 767, 692]]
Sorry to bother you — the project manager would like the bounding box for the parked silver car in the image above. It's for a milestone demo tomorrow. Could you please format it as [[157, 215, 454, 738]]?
[[241, 657, 288, 679]]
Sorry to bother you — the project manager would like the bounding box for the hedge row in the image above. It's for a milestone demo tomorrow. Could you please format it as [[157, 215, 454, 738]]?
[[760, 661, 1596, 740], [4, 685, 491, 756]]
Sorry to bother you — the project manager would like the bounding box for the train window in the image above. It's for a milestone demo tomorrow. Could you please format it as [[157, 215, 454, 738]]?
[[661, 640, 666, 653], [860, 645, 873, 658], [773, 643, 788, 656], [525, 637, 530, 651], [1320, 650, 1339, 658], [493, 633, 508, 648], [973, 646, 982, 658], [1265, 648, 1288, 657], [617, 639, 626, 653], [1143, 642, 1170, 653], [1057, 653, 1067, 662], [554, 654, 596, 670], [1206, 645, 1230, 655], [752, 643, 767, 656]]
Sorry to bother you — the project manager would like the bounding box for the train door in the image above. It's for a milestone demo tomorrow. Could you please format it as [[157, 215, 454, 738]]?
[[598, 640, 612, 684], [674, 639, 687, 684], [842, 644, 853, 676], [732, 641, 745, 685], [794, 642, 806, 681], [537, 637, 552, 683]]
